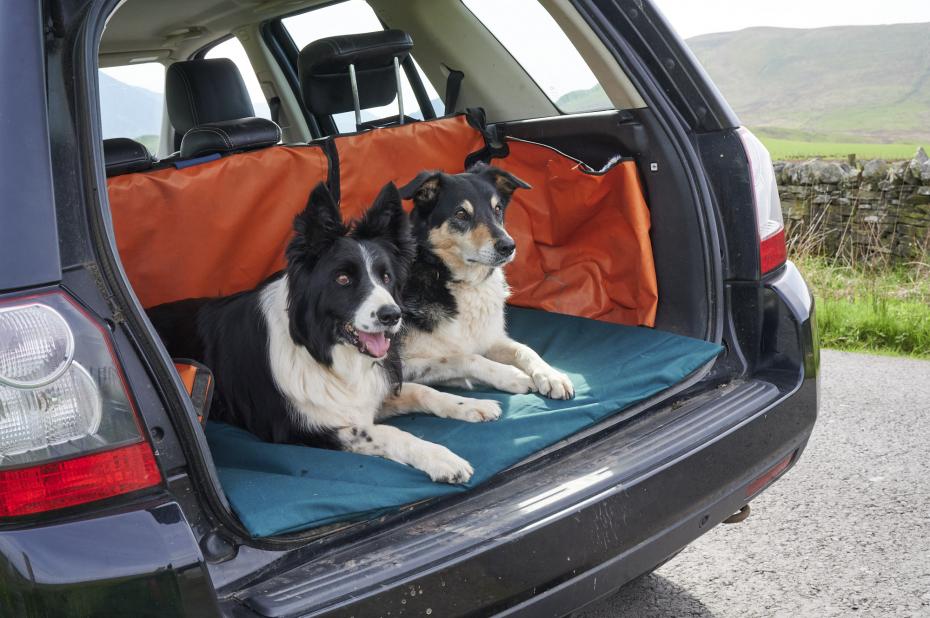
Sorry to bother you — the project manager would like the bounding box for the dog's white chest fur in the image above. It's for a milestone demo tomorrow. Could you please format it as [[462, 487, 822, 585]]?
[[261, 277, 390, 429], [404, 268, 509, 358]]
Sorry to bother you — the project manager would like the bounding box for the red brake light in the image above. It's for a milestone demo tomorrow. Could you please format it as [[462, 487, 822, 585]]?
[[0, 442, 160, 517], [760, 228, 788, 275]]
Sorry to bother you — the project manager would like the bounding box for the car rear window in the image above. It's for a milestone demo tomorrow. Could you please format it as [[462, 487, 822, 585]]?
[[204, 38, 272, 120], [462, 0, 612, 114], [98, 62, 164, 155]]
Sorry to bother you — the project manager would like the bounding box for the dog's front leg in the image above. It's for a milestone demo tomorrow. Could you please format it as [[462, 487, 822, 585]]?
[[486, 339, 575, 399], [336, 425, 473, 484], [404, 355, 536, 394], [379, 383, 501, 422]]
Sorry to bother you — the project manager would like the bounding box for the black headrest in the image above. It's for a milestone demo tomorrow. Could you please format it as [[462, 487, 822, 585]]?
[[166, 58, 255, 135], [103, 138, 153, 177], [299, 29, 413, 116], [179, 117, 281, 159]]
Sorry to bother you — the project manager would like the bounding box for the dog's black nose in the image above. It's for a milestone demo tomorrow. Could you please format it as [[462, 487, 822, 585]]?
[[495, 238, 516, 256], [376, 305, 401, 326]]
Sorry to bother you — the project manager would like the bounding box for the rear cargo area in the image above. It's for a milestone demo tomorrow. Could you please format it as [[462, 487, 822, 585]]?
[[106, 113, 720, 537]]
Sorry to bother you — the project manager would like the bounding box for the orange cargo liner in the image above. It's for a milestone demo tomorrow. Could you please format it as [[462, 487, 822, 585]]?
[[106, 115, 657, 327], [334, 114, 486, 214], [497, 140, 657, 326], [108, 145, 329, 307], [330, 118, 657, 326]]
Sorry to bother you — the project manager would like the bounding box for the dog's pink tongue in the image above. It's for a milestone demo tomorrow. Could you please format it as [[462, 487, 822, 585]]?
[[358, 331, 390, 357]]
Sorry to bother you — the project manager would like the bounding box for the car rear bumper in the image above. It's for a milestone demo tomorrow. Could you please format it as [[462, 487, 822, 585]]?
[[228, 381, 816, 617]]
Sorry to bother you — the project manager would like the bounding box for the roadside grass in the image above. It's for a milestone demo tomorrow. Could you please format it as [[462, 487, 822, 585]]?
[[795, 256, 930, 358], [758, 137, 923, 161]]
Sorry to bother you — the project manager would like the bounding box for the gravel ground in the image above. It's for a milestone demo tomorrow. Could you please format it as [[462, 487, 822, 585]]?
[[577, 349, 930, 618]]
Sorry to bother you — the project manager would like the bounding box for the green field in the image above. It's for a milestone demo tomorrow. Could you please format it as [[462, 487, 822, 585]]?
[[758, 136, 924, 161]]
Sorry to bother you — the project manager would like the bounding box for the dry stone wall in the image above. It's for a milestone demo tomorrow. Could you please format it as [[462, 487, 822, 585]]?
[[775, 148, 930, 263]]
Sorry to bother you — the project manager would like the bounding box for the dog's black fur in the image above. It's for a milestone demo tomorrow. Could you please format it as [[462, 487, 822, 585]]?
[[147, 182, 415, 446]]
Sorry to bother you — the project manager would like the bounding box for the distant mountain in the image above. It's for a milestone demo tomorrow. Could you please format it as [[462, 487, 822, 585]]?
[[556, 85, 612, 113], [98, 72, 163, 140], [98, 72, 270, 145], [687, 23, 930, 143]]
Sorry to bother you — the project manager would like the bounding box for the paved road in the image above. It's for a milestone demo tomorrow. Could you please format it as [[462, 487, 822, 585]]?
[[577, 350, 930, 618]]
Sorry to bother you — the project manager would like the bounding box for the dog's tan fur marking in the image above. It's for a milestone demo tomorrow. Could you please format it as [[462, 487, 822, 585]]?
[[427, 221, 497, 284], [470, 221, 492, 248], [428, 223, 468, 273]]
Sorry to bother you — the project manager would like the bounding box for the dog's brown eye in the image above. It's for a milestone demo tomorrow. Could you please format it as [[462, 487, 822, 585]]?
[[454, 209, 469, 220], [382, 272, 391, 284], [336, 274, 351, 286]]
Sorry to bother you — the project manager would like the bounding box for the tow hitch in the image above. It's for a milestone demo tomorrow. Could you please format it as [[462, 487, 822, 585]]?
[[723, 504, 751, 524]]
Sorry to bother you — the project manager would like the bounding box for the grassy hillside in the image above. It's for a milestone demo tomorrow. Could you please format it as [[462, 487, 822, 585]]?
[[687, 23, 930, 151], [759, 137, 922, 160], [556, 84, 612, 113]]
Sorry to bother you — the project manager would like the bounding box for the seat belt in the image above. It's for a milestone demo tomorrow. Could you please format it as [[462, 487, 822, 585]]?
[[269, 96, 282, 126], [444, 68, 464, 115]]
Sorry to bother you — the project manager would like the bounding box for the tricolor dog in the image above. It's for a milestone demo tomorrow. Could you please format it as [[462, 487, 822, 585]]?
[[147, 182, 499, 484], [399, 163, 575, 399]]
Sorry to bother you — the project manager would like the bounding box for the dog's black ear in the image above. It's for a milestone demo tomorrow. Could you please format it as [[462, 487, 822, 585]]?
[[287, 182, 346, 266], [400, 170, 442, 206], [470, 163, 532, 201], [354, 182, 404, 241], [355, 182, 417, 275]]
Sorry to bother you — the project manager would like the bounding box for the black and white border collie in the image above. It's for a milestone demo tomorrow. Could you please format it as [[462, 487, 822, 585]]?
[[148, 182, 500, 484], [398, 162, 575, 399]]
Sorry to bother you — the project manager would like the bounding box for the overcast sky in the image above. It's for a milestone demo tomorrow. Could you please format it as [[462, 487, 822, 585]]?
[[652, 0, 930, 39]]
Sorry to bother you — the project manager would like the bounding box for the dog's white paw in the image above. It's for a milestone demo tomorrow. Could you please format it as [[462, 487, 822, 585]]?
[[446, 397, 502, 422], [490, 365, 537, 394], [532, 367, 575, 400], [419, 443, 474, 484]]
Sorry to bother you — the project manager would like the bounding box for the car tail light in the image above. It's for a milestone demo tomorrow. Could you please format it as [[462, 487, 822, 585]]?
[[738, 128, 787, 275], [0, 291, 161, 517]]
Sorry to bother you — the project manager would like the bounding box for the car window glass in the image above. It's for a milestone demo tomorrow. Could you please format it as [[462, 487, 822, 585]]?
[[99, 62, 165, 156], [462, 0, 613, 114], [282, 0, 444, 132], [205, 38, 272, 119]]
